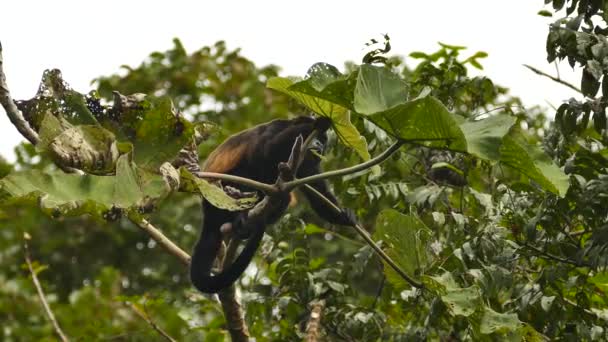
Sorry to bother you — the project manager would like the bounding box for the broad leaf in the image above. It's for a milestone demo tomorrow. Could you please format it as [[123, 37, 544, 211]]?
[[354, 64, 408, 114], [479, 307, 521, 335], [0, 154, 167, 219], [441, 286, 482, 317], [38, 114, 119, 175], [500, 131, 569, 196], [460, 115, 516, 161], [368, 96, 468, 151], [267, 75, 370, 160], [179, 168, 258, 211], [374, 209, 433, 290], [267, 77, 347, 117]]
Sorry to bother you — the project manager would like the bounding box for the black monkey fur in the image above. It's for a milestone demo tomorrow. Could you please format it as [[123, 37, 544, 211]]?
[[190, 116, 355, 293]]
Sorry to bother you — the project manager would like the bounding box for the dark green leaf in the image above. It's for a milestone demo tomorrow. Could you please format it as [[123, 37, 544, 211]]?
[[581, 68, 601, 97], [373, 209, 433, 290], [460, 115, 516, 161]]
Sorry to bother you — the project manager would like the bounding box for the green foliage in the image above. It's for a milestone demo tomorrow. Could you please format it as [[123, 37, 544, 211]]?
[[0, 154, 167, 219], [374, 210, 432, 290]]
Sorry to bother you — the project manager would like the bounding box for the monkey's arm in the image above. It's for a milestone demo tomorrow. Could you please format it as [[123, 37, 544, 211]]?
[[298, 164, 356, 226]]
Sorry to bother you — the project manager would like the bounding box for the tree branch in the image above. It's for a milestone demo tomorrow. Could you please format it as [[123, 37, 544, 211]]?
[[128, 215, 191, 266], [522, 242, 588, 267], [523, 64, 582, 94], [128, 301, 177, 342], [194, 171, 278, 194], [305, 300, 325, 342], [302, 184, 423, 288], [284, 140, 404, 191], [23, 233, 70, 342], [0, 42, 40, 145]]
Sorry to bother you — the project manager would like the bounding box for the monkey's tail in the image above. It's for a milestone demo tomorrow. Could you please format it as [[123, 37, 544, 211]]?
[[190, 219, 264, 293]]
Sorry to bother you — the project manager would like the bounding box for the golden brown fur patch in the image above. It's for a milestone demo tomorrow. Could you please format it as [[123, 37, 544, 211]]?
[[203, 142, 248, 173]]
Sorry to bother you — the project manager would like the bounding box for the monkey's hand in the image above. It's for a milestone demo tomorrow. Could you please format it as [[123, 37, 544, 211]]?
[[231, 212, 265, 240], [338, 208, 358, 226]]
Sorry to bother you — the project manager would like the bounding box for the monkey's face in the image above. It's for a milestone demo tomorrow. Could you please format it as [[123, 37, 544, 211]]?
[[309, 136, 325, 155]]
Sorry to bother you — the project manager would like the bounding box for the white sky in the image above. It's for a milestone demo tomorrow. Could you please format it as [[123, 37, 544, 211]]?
[[0, 1, 580, 162]]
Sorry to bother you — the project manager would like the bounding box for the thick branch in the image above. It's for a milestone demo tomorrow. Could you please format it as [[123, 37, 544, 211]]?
[[23, 234, 70, 342], [305, 300, 325, 342], [303, 184, 423, 289], [284, 140, 404, 191], [0, 42, 40, 145]]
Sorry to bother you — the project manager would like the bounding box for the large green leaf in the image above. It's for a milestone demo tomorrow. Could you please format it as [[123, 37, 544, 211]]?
[[500, 131, 569, 196], [38, 114, 120, 175], [460, 115, 516, 161], [0, 154, 167, 219], [267, 75, 370, 160], [424, 272, 482, 317], [373, 209, 433, 290], [368, 96, 468, 151], [478, 307, 521, 335], [267, 77, 347, 117], [441, 286, 482, 317], [354, 64, 408, 115]]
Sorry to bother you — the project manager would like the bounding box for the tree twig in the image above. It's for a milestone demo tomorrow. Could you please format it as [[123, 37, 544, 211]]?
[[522, 242, 588, 267], [523, 64, 582, 94], [194, 171, 278, 194], [0, 41, 40, 145], [128, 301, 177, 342], [128, 215, 191, 266], [23, 233, 70, 342], [302, 184, 423, 288]]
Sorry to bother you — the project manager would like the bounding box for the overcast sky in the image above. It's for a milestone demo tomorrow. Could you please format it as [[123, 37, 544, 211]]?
[[0, 1, 580, 162]]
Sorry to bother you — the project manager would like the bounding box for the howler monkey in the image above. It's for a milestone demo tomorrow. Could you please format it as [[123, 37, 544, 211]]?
[[190, 116, 355, 293]]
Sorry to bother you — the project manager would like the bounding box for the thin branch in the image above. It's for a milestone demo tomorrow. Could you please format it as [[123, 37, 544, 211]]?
[[523, 64, 582, 94], [285, 140, 404, 191], [23, 234, 69, 342], [194, 138, 404, 195], [302, 184, 423, 288], [522, 242, 588, 267], [128, 215, 250, 339], [128, 302, 177, 342], [128, 216, 191, 266], [194, 171, 278, 194], [0, 41, 40, 145], [305, 300, 325, 342]]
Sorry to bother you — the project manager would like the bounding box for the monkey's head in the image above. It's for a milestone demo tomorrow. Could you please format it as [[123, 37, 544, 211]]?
[[309, 135, 326, 155], [307, 116, 331, 157]]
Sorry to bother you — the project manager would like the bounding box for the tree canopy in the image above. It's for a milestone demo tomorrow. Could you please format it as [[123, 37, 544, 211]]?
[[1, 2, 608, 341]]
